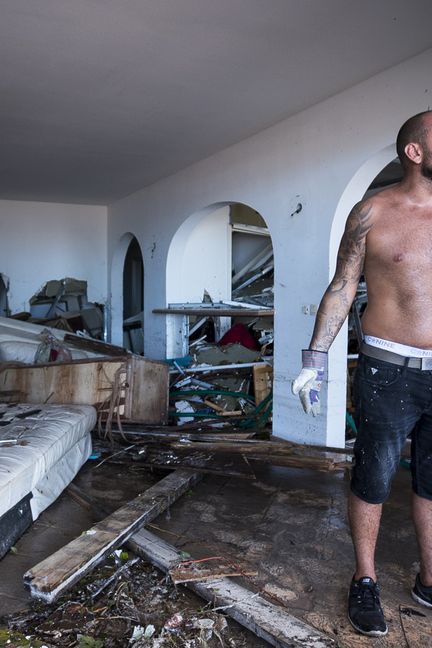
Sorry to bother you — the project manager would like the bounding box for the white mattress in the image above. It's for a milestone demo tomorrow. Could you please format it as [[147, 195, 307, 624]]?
[[0, 404, 96, 519]]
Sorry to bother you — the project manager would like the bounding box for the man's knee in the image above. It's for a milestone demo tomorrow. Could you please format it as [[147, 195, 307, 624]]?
[[350, 459, 398, 504]]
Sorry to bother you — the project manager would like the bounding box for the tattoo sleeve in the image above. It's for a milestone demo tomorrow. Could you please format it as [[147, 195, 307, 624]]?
[[309, 202, 372, 352]]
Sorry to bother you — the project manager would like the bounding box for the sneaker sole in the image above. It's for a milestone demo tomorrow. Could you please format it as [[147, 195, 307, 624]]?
[[412, 589, 432, 609], [348, 615, 388, 637]]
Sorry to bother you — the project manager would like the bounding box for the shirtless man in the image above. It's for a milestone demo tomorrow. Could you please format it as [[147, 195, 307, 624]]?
[[292, 111, 432, 637]]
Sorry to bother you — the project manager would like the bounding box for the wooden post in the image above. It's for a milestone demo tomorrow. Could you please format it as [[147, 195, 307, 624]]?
[[128, 528, 336, 648]]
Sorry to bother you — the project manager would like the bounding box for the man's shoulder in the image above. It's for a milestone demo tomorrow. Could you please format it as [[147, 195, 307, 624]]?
[[350, 186, 400, 219]]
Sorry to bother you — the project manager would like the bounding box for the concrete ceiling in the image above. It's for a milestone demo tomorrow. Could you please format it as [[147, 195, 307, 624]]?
[[1, 1, 432, 205]]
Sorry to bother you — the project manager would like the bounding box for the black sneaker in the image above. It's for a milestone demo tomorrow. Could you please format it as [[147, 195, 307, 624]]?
[[412, 574, 432, 608], [348, 576, 388, 637]]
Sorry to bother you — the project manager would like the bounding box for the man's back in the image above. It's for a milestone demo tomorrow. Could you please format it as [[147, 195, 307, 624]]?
[[362, 184, 432, 348]]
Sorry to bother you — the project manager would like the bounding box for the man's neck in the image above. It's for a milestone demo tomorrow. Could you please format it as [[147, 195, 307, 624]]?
[[399, 173, 432, 205]]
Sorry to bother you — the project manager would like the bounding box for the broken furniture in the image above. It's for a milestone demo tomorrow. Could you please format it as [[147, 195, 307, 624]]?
[[154, 302, 274, 359], [168, 345, 273, 427], [0, 354, 169, 429], [29, 277, 104, 339], [0, 403, 96, 559]]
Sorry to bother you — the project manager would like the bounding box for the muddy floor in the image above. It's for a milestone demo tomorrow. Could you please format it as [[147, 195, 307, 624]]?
[[1, 439, 432, 647], [2, 557, 263, 647]]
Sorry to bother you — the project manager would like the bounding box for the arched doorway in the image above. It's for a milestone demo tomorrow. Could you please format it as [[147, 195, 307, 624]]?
[[123, 237, 144, 353], [327, 144, 398, 446], [166, 202, 274, 357], [110, 233, 144, 351], [165, 201, 274, 428]]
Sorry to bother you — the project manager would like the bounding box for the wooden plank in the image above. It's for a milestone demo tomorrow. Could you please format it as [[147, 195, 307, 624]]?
[[153, 308, 274, 317], [128, 355, 169, 424], [24, 469, 201, 603], [169, 439, 353, 456], [128, 528, 336, 648], [63, 333, 127, 357], [253, 364, 273, 406], [163, 442, 350, 472], [110, 427, 257, 441], [169, 557, 258, 583]]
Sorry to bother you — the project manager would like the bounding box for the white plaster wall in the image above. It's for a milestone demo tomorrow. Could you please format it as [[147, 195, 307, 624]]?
[[167, 206, 231, 304], [108, 48, 432, 447], [0, 200, 107, 312]]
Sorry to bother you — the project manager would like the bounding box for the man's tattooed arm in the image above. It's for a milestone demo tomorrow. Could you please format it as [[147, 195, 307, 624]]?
[[309, 201, 373, 352]]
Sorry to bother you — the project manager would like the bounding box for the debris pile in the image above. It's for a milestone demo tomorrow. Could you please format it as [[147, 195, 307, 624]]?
[[2, 556, 257, 647], [99, 432, 352, 478], [14, 277, 104, 340], [168, 322, 273, 429]]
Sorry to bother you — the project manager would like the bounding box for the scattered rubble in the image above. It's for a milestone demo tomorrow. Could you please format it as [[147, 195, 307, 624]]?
[[28, 277, 104, 340], [2, 556, 262, 647]]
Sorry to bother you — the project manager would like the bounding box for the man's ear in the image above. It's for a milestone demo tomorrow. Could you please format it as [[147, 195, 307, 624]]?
[[404, 142, 423, 165]]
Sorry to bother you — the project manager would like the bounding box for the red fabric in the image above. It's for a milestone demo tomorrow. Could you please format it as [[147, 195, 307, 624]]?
[[218, 323, 259, 350]]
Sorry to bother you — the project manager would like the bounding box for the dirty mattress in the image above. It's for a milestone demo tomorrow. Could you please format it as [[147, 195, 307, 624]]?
[[0, 404, 96, 556]]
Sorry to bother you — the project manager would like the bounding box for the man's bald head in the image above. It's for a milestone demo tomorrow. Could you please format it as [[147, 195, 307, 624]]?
[[396, 111, 432, 168]]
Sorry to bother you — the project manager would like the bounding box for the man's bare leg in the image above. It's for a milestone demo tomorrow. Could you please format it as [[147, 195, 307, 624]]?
[[412, 493, 432, 586], [348, 492, 382, 581]]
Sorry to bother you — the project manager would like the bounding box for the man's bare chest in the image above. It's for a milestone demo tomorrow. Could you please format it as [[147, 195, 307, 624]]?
[[366, 215, 432, 274]]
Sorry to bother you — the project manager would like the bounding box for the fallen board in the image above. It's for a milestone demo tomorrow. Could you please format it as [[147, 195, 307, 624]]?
[[128, 528, 336, 648], [24, 469, 201, 602]]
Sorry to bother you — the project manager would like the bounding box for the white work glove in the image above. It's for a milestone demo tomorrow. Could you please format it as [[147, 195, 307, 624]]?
[[292, 349, 327, 416]]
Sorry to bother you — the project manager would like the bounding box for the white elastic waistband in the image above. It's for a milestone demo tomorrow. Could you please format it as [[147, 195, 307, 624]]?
[[364, 335, 432, 358]]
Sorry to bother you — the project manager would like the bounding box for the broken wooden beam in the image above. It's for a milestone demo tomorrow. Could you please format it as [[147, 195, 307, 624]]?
[[110, 427, 258, 442], [128, 528, 336, 648], [167, 440, 351, 472], [24, 469, 201, 602], [170, 439, 352, 456], [153, 307, 274, 317], [169, 556, 258, 584], [140, 450, 256, 479]]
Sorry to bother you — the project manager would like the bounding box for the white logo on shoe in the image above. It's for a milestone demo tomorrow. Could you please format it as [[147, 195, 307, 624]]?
[[371, 368, 378, 375]]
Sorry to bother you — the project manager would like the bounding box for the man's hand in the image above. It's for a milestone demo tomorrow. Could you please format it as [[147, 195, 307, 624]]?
[[292, 350, 327, 416]]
